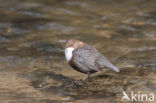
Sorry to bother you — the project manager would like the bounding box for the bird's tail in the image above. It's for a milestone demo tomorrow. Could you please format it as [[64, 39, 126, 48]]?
[[110, 65, 120, 72]]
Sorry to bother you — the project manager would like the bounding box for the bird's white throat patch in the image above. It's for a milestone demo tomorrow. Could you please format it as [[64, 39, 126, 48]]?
[[65, 47, 74, 62]]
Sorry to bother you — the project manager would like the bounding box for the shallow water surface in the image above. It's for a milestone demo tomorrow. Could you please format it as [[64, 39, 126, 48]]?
[[0, 0, 156, 103]]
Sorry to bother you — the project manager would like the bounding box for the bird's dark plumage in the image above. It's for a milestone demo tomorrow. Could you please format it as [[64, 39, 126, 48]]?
[[65, 39, 119, 79]]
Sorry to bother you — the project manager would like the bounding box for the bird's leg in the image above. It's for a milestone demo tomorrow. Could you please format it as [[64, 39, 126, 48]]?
[[83, 72, 91, 80]]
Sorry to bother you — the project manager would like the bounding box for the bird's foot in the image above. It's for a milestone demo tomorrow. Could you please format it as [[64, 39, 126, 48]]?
[[82, 73, 91, 80]]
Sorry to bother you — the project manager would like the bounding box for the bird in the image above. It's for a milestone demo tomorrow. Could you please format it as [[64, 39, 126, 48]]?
[[65, 39, 119, 80]]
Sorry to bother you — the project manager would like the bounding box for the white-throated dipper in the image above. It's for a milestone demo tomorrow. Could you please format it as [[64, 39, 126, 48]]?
[[65, 39, 119, 80]]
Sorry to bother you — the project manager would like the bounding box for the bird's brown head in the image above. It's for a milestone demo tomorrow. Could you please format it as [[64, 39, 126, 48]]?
[[65, 39, 84, 49]]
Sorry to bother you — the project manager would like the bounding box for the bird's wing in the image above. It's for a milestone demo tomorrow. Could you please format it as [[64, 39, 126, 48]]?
[[73, 46, 100, 72]]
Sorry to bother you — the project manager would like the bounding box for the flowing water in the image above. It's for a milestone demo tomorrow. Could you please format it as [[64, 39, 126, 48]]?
[[0, 0, 156, 103]]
